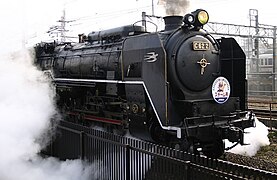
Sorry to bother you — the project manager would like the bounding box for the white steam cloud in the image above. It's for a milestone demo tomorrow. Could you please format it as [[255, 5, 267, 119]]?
[[159, 0, 190, 15], [226, 117, 270, 156], [0, 50, 91, 180]]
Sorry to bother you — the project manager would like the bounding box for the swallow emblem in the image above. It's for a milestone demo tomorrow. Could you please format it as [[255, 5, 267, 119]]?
[[144, 52, 158, 63]]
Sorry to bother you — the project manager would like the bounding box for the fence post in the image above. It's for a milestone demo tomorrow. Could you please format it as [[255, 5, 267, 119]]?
[[126, 144, 130, 180], [185, 162, 190, 180], [49, 122, 54, 156], [80, 131, 85, 160], [270, 103, 273, 131]]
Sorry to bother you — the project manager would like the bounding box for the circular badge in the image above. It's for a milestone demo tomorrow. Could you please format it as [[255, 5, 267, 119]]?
[[212, 77, 231, 104]]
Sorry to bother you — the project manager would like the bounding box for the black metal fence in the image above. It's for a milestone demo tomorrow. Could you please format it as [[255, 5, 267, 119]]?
[[44, 120, 277, 180]]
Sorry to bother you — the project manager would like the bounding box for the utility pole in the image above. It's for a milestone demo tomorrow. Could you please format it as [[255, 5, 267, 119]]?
[[142, 11, 146, 30], [152, 0, 154, 16], [249, 9, 259, 72], [47, 9, 75, 43], [58, 9, 67, 43], [273, 27, 277, 95]]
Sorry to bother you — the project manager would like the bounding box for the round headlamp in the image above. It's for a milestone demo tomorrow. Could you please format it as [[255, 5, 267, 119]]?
[[197, 10, 209, 25], [183, 9, 209, 29], [183, 14, 195, 25]]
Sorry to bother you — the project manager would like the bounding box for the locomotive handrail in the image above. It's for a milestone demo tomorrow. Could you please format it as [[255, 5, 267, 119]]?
[[133, 20, 158, 32], [71, 42, 123, 51], [202, 29, 220, 52], [184, 111, 248, 122]]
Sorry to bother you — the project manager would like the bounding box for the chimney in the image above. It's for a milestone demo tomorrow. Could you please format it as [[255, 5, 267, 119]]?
[[78, 34, 87, 43], [163, 16, 183, 31]]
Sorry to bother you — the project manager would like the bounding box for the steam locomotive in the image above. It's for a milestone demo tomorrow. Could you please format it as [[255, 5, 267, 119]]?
[[35, 9, 255, 158]]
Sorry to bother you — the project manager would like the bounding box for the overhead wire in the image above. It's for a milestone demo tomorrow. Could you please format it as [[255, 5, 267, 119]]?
[[59, 4, 153, 41], [74, 5, 152, 22], [68, 5, 152, 30]]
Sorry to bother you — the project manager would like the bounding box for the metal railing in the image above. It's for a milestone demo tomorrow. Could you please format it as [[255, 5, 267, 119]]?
[[44, 120, 277, 180], [248, 99, 277, 130]]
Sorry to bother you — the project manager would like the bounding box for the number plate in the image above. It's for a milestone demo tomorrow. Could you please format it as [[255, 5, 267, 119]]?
[[193, 41, 210, 51]]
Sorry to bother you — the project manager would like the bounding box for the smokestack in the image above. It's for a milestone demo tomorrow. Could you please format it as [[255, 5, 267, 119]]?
[[159, 0, 190, 16], [163, 16, 183, 31]]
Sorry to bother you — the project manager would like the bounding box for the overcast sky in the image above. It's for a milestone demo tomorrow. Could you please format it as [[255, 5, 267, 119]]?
[[0, 0, 276, 54]]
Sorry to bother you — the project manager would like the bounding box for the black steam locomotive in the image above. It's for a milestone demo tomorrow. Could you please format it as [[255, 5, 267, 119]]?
[[35, 9, 254, 158]]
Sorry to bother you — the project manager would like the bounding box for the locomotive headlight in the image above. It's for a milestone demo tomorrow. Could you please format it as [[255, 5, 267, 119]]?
[[187, 9, 209, 29], [197, 10, 209, 25], [184, 14, 195, 25]]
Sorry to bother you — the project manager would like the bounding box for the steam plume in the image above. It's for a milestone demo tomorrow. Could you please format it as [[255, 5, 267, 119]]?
[[0, 50, 91, 180], [226, 117, 270, 156], [159, 0, 190, 15]]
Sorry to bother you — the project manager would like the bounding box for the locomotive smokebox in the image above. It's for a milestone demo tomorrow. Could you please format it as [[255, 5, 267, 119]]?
[[163, 16, 183, 31]]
